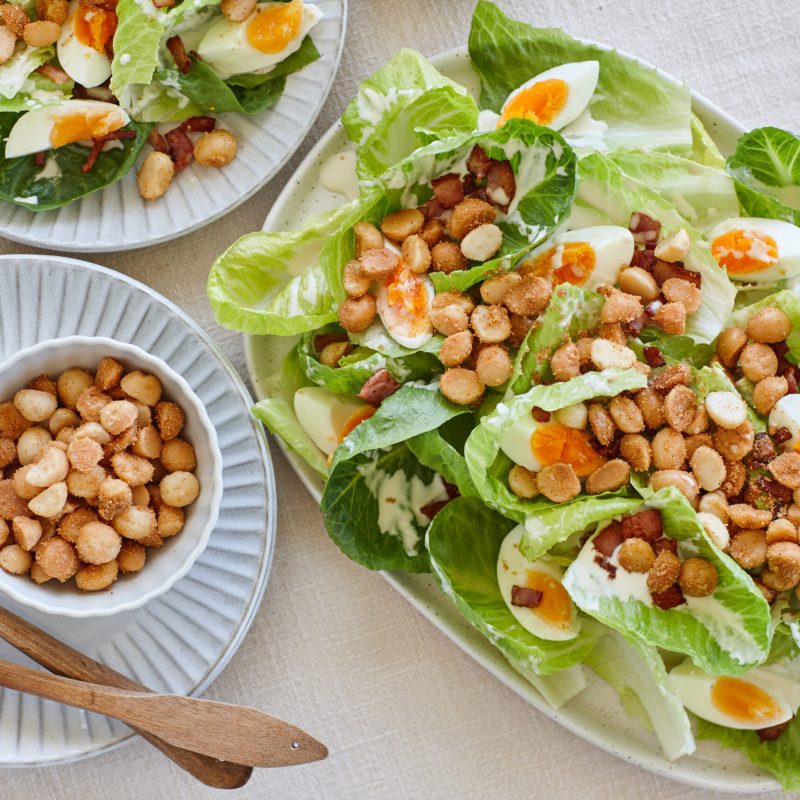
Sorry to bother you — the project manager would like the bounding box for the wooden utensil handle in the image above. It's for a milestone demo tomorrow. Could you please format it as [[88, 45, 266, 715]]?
[[0, 607, 251, 789]]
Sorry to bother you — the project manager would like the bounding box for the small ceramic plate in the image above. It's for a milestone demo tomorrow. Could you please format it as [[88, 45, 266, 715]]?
[[0, 254, 276, 766], [245, 46, 781, 794], [0, 0, 346, 253]]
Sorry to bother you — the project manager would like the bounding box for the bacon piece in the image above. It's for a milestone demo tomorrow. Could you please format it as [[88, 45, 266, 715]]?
[[148, 129, 169, 154], [511, 585, 543, 608], [644, 299, 663, 318], [165, 127, 193, 172], [773, 427, 793, 445], [630, 248, 657, 270], [751, 433, 777, 465], [593, 521, 624, 557], [467, 144, 492, 181], [180, 116, 216, 133], [593, 554, 617, 579], [486, 160, 516, 208], [80, 131, 135, 174], [166, 35, 191, 73], [357, 369, 401, 407], [443, 480, 460, 500], [629, 212, 661, 248], [95, 130, 135, 143], [592, 435, 620, 460], [652, 259, 702, 289], [757, 718, 792, 742], [652, 537, 678, 555], [33, 152, 46, 167], [71, 84, 90, 100], [621, 509, 663, 542], [651, 584, 686, 610], [36, 64, 70, 85], [759, 476, 793, 503], [643, 346, 665, 367], [420, 499, 450, 520], [625, 314, 647, 338], [785, 367, 799, 395], [420, 197, 445, 220], [531, 407, 550, 423], [431, 173, 464, 210]]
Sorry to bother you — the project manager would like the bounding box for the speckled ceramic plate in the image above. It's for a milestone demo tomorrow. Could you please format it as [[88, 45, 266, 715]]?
[[0, 0, 346, 253], [244, 45, 778, 794], [0, 254, 275, 766]]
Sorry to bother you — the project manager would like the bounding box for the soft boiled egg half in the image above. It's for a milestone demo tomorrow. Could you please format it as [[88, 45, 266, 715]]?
[[293, 386, 373, 456], [708, 217, 800, 282], [499, 61, 599, 131], [499, 406, 604, 477], [522, 225, 634, 291], [197, 0, 323, 80], [57, 0, 117, 88], [4, 100, 129, 158], [669, 660, 800, 730], [497, 525, 579, 640]]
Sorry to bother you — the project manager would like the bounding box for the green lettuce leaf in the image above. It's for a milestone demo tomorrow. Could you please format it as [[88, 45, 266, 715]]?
[[464, 368, 647, 524], [468, 0, 692, 154], [426, 496, 599, 675], [0, 68, 72, 113], [689, 112, 726, 168], [563, 487, 772, 675], [407, 428, 477, 499], [110, 0, 165, 93], [504, 656, 587, 709], [0, 45, 56, 105], [575, 152, 736, 343]]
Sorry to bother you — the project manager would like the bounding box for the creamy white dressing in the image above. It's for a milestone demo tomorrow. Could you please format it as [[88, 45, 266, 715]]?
[[681, 595, 764, 666], [358, 464, 448, 556], [476, 109, 500, 132], [119, 53, 131, 66], [13, 195, 38, 205], [319, 150, 359, 200], [354, 86, 416, 144], [34, 157, 61, 181]]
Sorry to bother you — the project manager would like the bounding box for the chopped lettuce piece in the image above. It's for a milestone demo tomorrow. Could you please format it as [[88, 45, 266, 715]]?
[[689, 112, 726, 168], [0, 45, 56, 105], [468, 0, 692, 154], [426, 496, 599, 675], [111, 0, 167, 93]]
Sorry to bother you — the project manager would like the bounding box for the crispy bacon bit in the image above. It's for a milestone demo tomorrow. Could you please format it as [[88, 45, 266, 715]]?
[[36, 64, 70, 85], [148, 129, 169, 154], [652, 259, 702, 289], [443, 480, 460, 500], [431, 173, 464, 210], [180, 116, 216, 133], [621, 509, 663, 542], [625, 314, 647, 338], [531, 407, 550, 423], [467, 144, 492, 181], [71, 84, 90, 100], [166, 35, 191, 73], [80, 130, 135, 174], [630, 248, 657, 270], [420, 499, 450, 520], [593, 521, 624, 557], [652, 537, 678, 555], [785, 368, 799, 395], [629, 212, 661, 247], [759, 476, 794, 503], [757, 718, 792, 742], [594, 553, 617, 579], [486, 160, 516, 208], [643, 346, 665, 367], [592, 436, 620, 459], [420, 197, 445, 220], [165, 127, 193, 172], [313, 332, 348, 352], [644, 299, 663, 318], [651, 584, 686, 610], [33, 152, 46, 167], [511, 585, 543, 608], [773, 427, 793, 445], [751, 433, 777, 464], [357, 369, 401, 407]]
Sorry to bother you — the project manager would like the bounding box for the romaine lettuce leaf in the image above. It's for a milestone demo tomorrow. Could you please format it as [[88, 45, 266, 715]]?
[[111, 0, 166, 93], [575, 152, 736, 343], [407, 428, 477, 499], [468, 0, 692, 154], [689, 112, 726, 168], [504, 656, 587, 709], [0, 68, 72, 113], [0, 44, 55, 103], [563, 487, 772, 675], [426, 496, 599, 675]]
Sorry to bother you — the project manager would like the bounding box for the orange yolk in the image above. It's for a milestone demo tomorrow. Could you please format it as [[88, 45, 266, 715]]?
[[711, 677, 783, 725], [530, 422, 605, 478], [338, 406, 375, 442], [385, 266, 430, 334], [528, 241, 596, 286], [50, 108, 125, 149], [501, 79, 569, 126], [74, 2, 117, 53], [526, 570, 573, 630], [247, 0, 302, 54], [711, 229, 778, 275]]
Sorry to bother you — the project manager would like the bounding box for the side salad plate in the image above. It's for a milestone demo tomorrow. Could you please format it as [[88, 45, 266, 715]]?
[[211, 2, 800, 792], [0, 0, 345, 251]]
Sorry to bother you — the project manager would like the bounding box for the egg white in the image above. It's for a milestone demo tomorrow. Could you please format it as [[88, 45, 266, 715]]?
[[293, 386, 367, 455], [196, 1, 322, 80], [769, 394, 800, 451], [57, 0, 112, 88], [708, 217, 800, 282], [4, 100, 129, 158], [501, 61, 599, 132], [669, 660, 800, 730], [497, 525, 579, 641]]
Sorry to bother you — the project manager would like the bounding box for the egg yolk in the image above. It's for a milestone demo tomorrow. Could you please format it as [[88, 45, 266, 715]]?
[[528, 241, 596, 286], [50, 108, 125, 149], [247, 0, 303, 54], [711, 676, 783, 725], [530, 422, 605, 478], [75, 2, 117, 53], [501, 79, 569, 126], [526, 570, 573, 630], [338, 406, 375, 442], [711, 229, 779, 275], [385, 266, 430, 334]]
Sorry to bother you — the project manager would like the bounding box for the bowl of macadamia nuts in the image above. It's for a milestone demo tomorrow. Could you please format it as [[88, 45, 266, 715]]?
[[0, 337, 223, 617]]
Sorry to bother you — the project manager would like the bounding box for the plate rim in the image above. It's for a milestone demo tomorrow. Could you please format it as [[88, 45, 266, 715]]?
[[0, 252, 277, 767], [243, 43, 780, 794], [0, 0, 348, 254]]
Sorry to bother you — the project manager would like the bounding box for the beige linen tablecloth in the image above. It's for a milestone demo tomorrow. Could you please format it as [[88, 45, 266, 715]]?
[[2, 1, 800, 797]]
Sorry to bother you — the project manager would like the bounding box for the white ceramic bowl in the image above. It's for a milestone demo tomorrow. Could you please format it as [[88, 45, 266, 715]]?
[[0, 336, 223, 618]]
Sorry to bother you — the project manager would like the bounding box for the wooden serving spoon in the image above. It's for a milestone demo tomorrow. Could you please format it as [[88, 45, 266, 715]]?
[[0, 606, 326, 781]]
